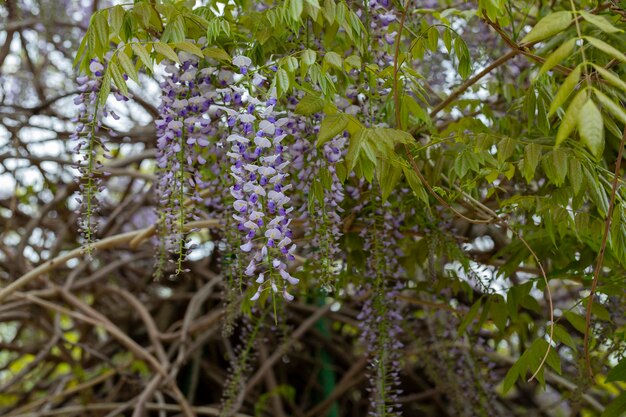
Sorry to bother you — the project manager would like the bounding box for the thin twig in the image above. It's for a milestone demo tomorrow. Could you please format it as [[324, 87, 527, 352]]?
[[584, 126, 626, 377], [0, 219, 222, 303]]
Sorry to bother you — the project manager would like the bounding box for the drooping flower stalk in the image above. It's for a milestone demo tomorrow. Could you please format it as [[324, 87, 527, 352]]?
[[221, 57, 299, 303], [71, 59, 111, 256], [290, 125, 347, 292], [220, 313, 264, 417], [154, 51, 208, 278], [358, 193, 406, 417]]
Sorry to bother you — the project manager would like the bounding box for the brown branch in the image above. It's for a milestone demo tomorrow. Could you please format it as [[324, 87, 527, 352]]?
[[0, 219, 222, 304], [303, 356, 367, 417], [403, 145, 495, 224], [5, 370, 117, 417], [428, 49, 519, 119], [245, 304, 333, 391], [584, 126, 626, 376]]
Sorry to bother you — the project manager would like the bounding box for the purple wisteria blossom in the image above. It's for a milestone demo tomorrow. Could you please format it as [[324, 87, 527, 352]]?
[[287, 105, 347, 291], [221, 63, 298, 302], [71, 58, 119, 252], [154, 49, 216, 277], [357, 197, 407, 417]]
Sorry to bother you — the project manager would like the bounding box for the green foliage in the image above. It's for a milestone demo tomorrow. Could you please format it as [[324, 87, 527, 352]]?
[[602, 392, 626, 417], [55, 0, 626, 415], [606, 358, 626, 383], [579, 99, 605, 158], [521, 11, 573, 44], [502, 339, 562, 394]]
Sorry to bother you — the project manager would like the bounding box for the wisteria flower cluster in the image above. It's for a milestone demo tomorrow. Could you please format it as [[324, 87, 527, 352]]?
[[71, 59, 113, 252], [222, 65, 299, 301]]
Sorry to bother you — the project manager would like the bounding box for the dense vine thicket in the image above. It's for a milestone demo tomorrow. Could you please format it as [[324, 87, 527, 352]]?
[[2, 0, 626, 416]]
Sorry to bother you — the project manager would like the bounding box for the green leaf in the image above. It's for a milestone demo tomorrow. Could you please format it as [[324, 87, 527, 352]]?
[[427, 26, 439, 51], [592, 64, 626, 94], [319, 168, 332, 190], [318, 113, 361, 147], [563, 311, 586, 334], [109, 60, 129, 97], [578, 99, 604, 159], [592, 302, 611, 321], [334, 2, 346, 25], [377, 156, 402, 202], [539, 38, 576, 76], [154, 42, 180, 64], [543, 149, 568, 186], [370, 127, 414, 147], [120, 13, 133, 42], [489, 295, 508, 331], [93, 10, 110, 55], [502, 356, 525, 394], [584, 167, 609, 217], [454, 37, 471, 79], [556, 88, 587, 147], [403, 95, 430, 124], [323, 51, 343, 70], [606, 358, 626, 383], [442, 28, 453, 52], [290, 0, 303, 20], [173, 41, 203, 58], [536, 339, 561, 374], [304, 0, 320, 20], [275, 68, 290, 96], [295, 94, 325, 115], [301, 49, 316, 66], [551, 324, 576, 349], [344, 54, 361, 70], [569, 157, 583, 194], [346, 129, 366, 171], [322, 0, 335, 23], [521, 11, 572, 44], [117, 48, 139, 83], [454, 149, 480, 177], [602, 392, 626, 417], [594, 89, 626, 125], [162, 15, 186, 43], [502, 338, 560, 393], [536, 88, 551, 134], [549, 64, 581, 117], [98, 67, 111, 109], [530, 339, 558, 380], [553, 148, 569, 186], [131, 43, 153, 73], [73, 32, 89, 70], [282, 56, 299, 73], [133, 1, 161, 30], [203, 47, 230, 62], [523, 143, 542, 183], [580, 10, 622, 34], [585, 36, 626, 63], [497, 137, 516, 163], [110, 5, 125, 36], [401, 165, 429, 205], [458, 298, 482, 334]]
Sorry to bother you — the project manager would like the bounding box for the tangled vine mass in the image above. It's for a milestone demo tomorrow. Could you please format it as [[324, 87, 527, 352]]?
[[2, 0, 626, 416]]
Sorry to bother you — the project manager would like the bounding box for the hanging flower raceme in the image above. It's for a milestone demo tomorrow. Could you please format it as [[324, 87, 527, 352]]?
[[221, 66, 298, 302], [71, 58, 119, 254], [154, 51, 209, 277], [286, 105, 347, 291], [357, 196, 407, 417]]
